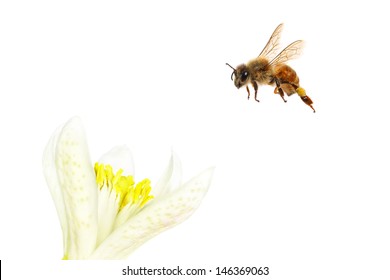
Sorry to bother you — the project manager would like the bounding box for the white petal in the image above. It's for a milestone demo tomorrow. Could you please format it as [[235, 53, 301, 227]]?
[[98, 145, 134, 175], [54, 117, 98, 259], [97, 186, 119, 246], [153, 151, 182, 198], [88, 167, 214, 260], [43, 123, 69, 253]]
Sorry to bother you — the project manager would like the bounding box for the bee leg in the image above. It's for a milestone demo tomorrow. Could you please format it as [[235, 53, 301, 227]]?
[[246, 85, 251, 100], [297, 87, 316, 113], [252, 81, 260, 102], [275, 79, 287, 103]]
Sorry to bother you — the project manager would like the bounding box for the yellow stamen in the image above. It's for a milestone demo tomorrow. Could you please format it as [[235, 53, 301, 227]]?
[[94, 163, 154, 211]]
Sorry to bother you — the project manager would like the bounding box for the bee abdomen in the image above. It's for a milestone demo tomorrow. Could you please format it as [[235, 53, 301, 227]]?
[[273, 64, 299, 87]]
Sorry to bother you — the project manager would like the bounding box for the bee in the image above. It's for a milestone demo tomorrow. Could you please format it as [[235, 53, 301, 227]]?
[[226, 23, 315, 112]]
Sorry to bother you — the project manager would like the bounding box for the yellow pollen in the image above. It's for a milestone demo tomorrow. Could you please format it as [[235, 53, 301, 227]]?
[[94, 163, 154, 210], [296, 87, 307, 97]]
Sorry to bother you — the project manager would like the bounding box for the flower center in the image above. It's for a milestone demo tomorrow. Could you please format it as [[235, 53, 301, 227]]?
[[94, 163, 154, 211], [93, 162, 154, 245]]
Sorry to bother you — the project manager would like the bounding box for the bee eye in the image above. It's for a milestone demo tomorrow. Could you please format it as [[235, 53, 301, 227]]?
[[241, 71, 248, 81]]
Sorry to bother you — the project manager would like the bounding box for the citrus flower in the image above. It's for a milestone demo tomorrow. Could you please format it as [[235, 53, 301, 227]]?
[[42, 117, 214, 260]]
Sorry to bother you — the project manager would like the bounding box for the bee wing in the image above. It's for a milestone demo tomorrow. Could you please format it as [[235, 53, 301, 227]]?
[[258, 23, 284, 59], [268, 40, 305, 66]]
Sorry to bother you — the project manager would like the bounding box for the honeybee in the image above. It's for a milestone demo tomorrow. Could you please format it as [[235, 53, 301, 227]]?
[[226, 23, 315, 112]]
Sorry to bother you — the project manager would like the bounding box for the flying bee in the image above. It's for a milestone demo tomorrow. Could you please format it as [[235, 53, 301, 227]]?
[[226, 23, 315, 112]]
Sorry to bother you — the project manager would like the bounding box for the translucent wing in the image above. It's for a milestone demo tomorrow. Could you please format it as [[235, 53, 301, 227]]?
[[268, 40, 304, 66], [258, 23, 284, 59]]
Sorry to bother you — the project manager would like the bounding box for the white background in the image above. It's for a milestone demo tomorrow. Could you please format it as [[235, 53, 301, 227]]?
[[1, 0, 389, 279]]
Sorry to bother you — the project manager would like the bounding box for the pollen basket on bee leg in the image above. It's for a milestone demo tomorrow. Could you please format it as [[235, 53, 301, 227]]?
[[296, 87, 307, 97]]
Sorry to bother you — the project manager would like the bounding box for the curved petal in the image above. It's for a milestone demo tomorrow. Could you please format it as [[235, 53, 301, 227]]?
[[96, 185, 120, 246], [88, 167, 215, 260], [98, 145, 134, 175], [43, 123, 69, 254], [54, 117, 98, 259], [153, 151, 182, 198]]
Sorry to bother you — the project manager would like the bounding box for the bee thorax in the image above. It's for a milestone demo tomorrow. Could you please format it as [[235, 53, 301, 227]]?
[[248, 58, 272, 85]]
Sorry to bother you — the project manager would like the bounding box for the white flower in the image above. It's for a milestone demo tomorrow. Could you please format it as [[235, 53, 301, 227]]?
[[43, 117, 214, 260]]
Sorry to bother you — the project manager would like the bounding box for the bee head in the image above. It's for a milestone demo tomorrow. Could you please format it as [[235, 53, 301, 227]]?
[[226, 63, 249, 89]]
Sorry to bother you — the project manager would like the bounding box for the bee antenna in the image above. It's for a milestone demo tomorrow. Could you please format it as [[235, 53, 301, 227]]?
[[225, 63, 236, 71], [226, 63, 236, 81]]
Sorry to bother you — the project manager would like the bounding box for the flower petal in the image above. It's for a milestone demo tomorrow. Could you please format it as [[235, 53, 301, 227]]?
[[43, 124, 69, 254], [88, 167, 214, 259], [96, 185, 119, 246], [54, 117, 98, 259], [98, 145, 134, 176], [153, 151, 182, 198]]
